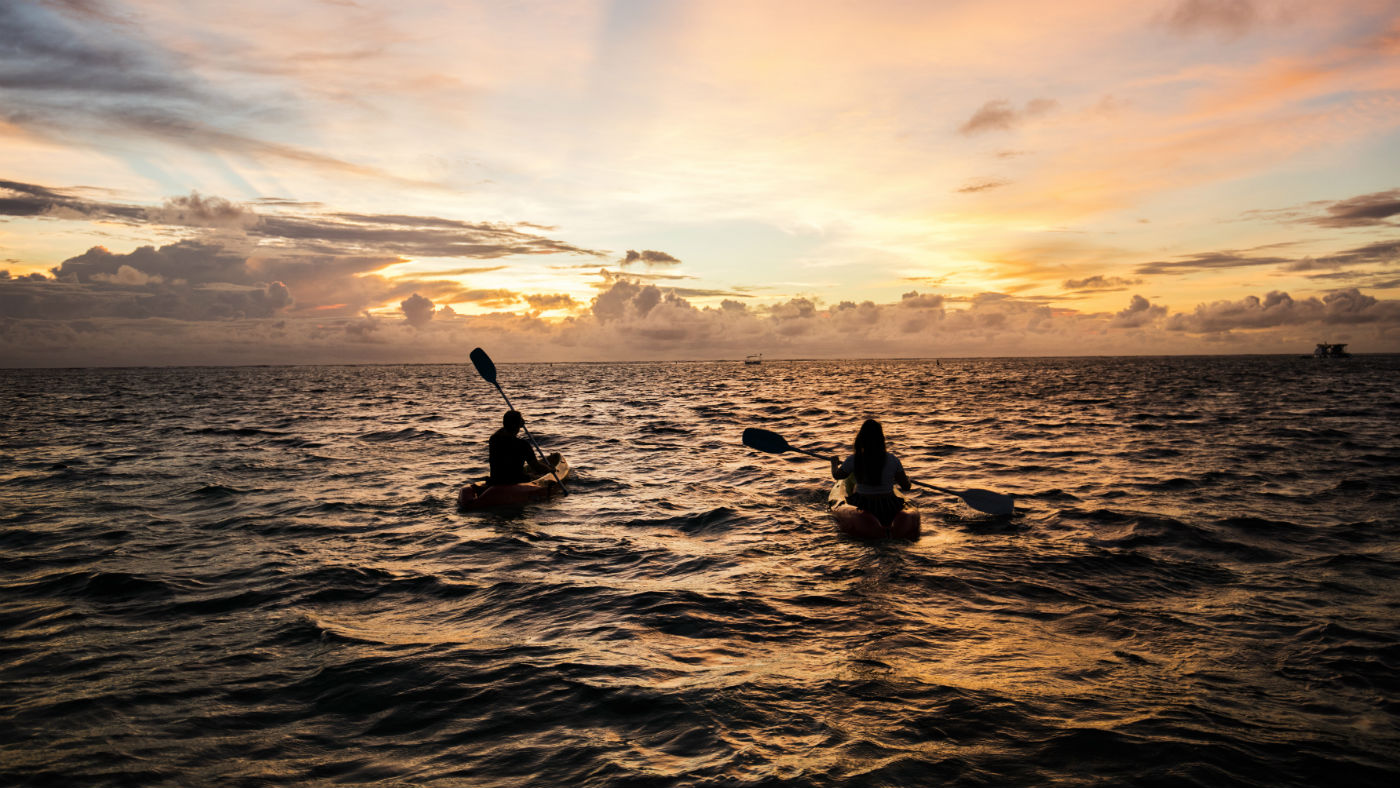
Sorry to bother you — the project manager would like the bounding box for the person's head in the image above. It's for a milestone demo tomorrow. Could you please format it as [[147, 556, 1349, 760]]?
[[853, 419, 886, 485], [854, 419, 885, 455], [503, 410, 524, 432]]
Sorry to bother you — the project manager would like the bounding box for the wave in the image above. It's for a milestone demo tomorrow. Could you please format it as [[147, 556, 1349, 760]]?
[[5, 357, 1400, 787]]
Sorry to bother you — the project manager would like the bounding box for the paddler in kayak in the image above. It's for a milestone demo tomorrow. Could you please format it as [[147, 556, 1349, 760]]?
[[489, 410, 561, 486], [830, 418, 912, 526]]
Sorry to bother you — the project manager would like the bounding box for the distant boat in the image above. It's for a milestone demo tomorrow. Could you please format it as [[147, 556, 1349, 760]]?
[[1313, 343, 1351, 358], [744, 354, 762, 365]]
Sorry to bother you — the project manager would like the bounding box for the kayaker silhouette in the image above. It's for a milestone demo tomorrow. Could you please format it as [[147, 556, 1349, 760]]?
[[830, 419, 913, 526], [489, 410, 560, 485]]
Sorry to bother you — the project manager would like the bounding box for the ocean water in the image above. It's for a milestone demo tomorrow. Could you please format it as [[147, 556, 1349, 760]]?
[[2, 355, 1398, 787]]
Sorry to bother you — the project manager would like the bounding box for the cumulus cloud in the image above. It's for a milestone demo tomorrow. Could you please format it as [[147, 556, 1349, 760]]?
[[524, 293, 578, 311], [0, 177, 613, 327], [148, 193, 258, 229], [1317, 288, 1400, 324], [584, 278, 725, 343], [92, 264, 163, 287], [7, 272, 1400, 366], [266, 281, 293, 310], [2, 249, 297, 322], [1111, 295, 1167, 328], [592, 279, 664, 321], [53, 240, 250, 285], [621, 249, 682, 266], [345, 312, 380, 341], [832, 300, 881, 326], [400, 293, 435, 327], [900, 291, 945, 309], [1166, 288, 1400, 333], [959, 98, 1058, 135], [768, 297, 817, 320], [7, 238, 512, 322]]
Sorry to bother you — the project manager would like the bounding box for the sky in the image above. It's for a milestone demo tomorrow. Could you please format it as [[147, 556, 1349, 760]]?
[[1, 0, 1398, 365]]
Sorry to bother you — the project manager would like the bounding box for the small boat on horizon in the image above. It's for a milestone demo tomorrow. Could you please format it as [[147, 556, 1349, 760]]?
[[744, 354, 762, 365], [1313, 343, 1351, 358]]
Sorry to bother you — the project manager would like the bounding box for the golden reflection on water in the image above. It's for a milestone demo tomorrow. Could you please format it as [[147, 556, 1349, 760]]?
[[9, 359, 1397, 785]]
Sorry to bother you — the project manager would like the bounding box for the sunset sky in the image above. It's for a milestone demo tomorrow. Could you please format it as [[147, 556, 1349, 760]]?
[[2, 0, 1398, 365]]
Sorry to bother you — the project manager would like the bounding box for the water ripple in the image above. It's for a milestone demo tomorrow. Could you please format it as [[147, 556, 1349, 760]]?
[[2, 356, 1398, 787]]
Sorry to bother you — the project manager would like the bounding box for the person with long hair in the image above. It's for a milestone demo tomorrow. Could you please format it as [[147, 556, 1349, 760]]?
[[830, 418, 912, 526]]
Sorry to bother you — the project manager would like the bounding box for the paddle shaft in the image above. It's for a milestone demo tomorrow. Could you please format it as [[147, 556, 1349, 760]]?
[[910, 479, 956, 496], [787, 445, 836, 463], [484, 376, 568, 495]]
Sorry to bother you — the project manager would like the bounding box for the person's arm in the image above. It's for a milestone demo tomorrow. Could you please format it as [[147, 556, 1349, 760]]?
[[521, 438, 550, 474], [831, 455, 851, 480], [892, 455, 911, 491]]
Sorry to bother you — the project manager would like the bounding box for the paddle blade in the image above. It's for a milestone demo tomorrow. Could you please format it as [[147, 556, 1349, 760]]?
[[957, 488, 1015, 516], [742, 427, 792, 454], [469, 347, 497, 384]]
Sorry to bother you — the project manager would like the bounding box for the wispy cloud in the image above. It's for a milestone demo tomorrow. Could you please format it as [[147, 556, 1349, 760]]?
[[1301, 189, 1400, 228], [958, 98, 1058, 135], [2, 178, 606, 260], [1063, 274, 1143, 292], [0, 2, 429, 186], [620, 249, 682, 266], [1285, 240, 1400, 270], [956, 178, 1010, 194], [1158, 0, 1265, 38], [1135, 251, 1293, 276]]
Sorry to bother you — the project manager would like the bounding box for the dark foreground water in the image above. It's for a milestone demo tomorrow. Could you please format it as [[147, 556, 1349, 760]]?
[[2, 356, 1398, 787]]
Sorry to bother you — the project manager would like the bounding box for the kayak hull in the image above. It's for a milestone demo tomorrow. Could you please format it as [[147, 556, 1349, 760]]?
[[828, 479, 920, 541], [458, 458, 571, 510]]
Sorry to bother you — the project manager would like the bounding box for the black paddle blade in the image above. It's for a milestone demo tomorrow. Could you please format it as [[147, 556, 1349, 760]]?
[[469, 347, 497, 384], [742, 427, 792, 454]]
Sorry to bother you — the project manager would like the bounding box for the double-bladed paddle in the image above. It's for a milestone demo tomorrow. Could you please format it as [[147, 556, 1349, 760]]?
[[741, 427, 1014, 516], [470, 347, 567, 495]]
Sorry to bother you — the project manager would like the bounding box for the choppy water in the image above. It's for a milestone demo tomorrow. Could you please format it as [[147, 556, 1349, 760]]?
[[2, 356, 1398, 787]]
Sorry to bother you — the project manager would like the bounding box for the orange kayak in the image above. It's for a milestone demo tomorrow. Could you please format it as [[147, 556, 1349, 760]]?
[[827, 478, 920, 540], [458, 457, 571, 510]]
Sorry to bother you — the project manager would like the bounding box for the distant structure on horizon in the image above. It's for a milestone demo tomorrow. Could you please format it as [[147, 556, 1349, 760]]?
[[1313, 343, 1351, 358], [745, 354, 762, 365]]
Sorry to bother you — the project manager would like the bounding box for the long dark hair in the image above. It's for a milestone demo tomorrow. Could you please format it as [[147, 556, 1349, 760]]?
[[853, 419, 886, 486]]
